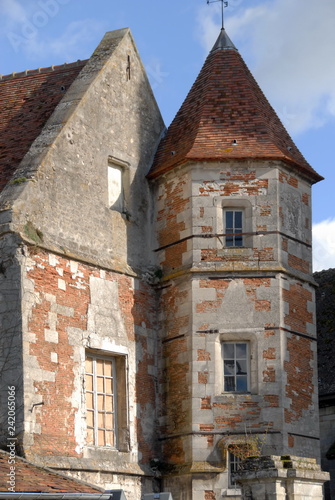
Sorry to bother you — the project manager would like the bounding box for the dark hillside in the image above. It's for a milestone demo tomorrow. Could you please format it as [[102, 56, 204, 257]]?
[[314, 269, 335, 397]]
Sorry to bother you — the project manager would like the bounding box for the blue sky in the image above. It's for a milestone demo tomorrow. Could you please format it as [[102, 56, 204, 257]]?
[[0, 0, 334, 271]]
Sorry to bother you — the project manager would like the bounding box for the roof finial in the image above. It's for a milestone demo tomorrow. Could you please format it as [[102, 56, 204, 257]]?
[[207, 0, 228, 30]]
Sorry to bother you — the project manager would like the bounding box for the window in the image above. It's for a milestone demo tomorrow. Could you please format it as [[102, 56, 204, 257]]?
[[228, 447, 242, 487], [85, 354, 117, 447], [108, 156, 130, 213], [222, 342, 248, 392], [108, 164, 124, 211], [225, 209, 243, 247]]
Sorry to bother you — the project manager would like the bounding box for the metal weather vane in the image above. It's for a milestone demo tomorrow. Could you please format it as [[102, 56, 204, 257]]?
[[207, 0, 228, 30]]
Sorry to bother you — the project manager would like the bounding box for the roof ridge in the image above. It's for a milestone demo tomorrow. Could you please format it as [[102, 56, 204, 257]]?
[[0, 59, 88, 82]]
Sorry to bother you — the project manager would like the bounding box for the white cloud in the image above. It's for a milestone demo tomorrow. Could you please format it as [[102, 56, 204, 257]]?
[[0, 0, 28, 26], [0, 0, 103, 64], [313, 219, 335, 272], [197, 0, 335, 135], [23, 19, 104, 62]]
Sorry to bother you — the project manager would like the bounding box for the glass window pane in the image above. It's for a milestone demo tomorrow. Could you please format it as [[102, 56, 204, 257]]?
[[97, 376, 104, 392], [86, 392, 94, 409], [85, 357, 93, 373], [104, 361, 113, 377], [106, 430, 115, 447], [224, 344, 234, 358], [224, 376, 235, 392], [97, 394, 104, 411], [224, 360, 235, 375], [85, 374, 93, 391], [236, 376, 248, 392], [87, 428, 94, 445], [97, 359, 104, 375], [86, 410, 94, 427], [235, 211, 242, 228], [105, 378, 113, 394], [226, 211, 233, 228], [98, 412, 104, 428], [98, 429, 105, 446], [105, 412, 114, 429], [236, 360, 247, 374], [236, 343, 247, 358], [105, 395, 114, 412], [226, 236, 234, 247]]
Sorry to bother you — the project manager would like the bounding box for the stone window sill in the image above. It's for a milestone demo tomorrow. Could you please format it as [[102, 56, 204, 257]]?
[[221, 487, 241, 497]]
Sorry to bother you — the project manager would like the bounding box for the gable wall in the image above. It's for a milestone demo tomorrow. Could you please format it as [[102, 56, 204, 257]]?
[[8, 29, 164, 274]]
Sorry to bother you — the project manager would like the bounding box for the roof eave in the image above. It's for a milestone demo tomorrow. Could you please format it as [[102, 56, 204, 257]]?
[[148, 155, 323, 183]]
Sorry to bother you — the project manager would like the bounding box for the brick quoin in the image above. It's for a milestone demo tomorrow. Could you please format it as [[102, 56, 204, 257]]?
[[263, 367, 276, 382], [201, 397, 212, 410], [264, 395, 279, 407], [260, 205, 271, 216], [204, 491, 215, 500], [198, 371, 209, 384], [197, 349, 211, 361], [263, 348, 276, 360], [302, 192, 309, 205], [157, 176, 189, 247], [279, 171, 299, 188]]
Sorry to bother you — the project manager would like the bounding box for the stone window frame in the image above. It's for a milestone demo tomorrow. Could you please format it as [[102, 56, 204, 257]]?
[[85, 349, 129, 451], [214, 330, 259, 395], [218, 437, 245, 497], [214, 197, 253, 249], [107, 156, 130, 214]]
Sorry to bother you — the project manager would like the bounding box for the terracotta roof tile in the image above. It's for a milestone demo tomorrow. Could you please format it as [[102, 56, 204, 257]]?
[[0, 61, 87, 193], [149, 30, 322, 183], [0, 450, 102, 493]]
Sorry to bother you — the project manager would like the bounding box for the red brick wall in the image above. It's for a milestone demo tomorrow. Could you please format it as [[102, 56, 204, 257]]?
[[24, 247, 157, 462]]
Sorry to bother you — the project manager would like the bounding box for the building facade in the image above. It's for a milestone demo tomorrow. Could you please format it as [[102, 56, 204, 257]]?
[[0, 27, 324, 499]]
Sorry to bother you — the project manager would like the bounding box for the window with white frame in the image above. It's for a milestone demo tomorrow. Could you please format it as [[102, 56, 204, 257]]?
[[108, 164, 124, 212], [108, 156, 130, 213], [85, 354, 117, 447], [222, 342, 249, 392], [224, 209, 243, 247]]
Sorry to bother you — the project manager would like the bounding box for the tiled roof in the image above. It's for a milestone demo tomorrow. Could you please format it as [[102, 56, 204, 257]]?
[[0, 61, 87, 193], [0, 450, 102, 493], [149, 29, 323, 183]]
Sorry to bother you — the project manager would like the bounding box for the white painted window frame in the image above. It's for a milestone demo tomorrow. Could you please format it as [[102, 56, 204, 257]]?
[[108, 156, 130, 213], [221, 341, 250, 393]]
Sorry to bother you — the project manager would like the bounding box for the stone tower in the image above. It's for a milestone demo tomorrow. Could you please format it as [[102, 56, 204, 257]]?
[[148, 28, 323, 498]]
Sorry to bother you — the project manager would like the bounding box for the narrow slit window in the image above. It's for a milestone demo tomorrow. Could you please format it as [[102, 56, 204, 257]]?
[[108, 165, 124, 212], [228, 448, 242, 487]]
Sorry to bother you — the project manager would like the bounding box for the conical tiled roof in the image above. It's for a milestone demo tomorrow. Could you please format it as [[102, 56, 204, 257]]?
[[148, 29, 322, 183]]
